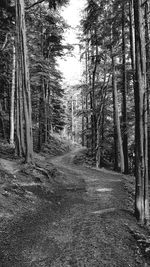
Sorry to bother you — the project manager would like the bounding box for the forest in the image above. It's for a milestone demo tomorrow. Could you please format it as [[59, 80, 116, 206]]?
[[0, 0, 150, 265]]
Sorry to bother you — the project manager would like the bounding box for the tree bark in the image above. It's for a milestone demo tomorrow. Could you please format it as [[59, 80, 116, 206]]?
[[133, 0, 149, 224], [16, 0, 33, 163], [145, 1, 150, 180], [0, 101, 6, 140], [122, 2, 129, 174], [112, 54, 124, 173], [71, 98, 74, 142], [81, 89, 85, 146], [91, 41, 98, 155], [10, 41, 15, 146], [129, 0, 136, 71]]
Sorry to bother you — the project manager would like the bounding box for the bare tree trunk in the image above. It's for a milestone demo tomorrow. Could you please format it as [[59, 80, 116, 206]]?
[[145, 1, 150, 180], [129, 0, 136, 71], [112, 54, 124, 173], [122, 2, 129, 174], [19, 71, 25, 156], [81, 89, 85, 146], [96, 80, 108, 168], [0, 101, 6, 140], [10, 41, 15, 146], [16, 0, 33, 163], [133, 0, 149, 224], [38, 84, 44, 151], [71, 98, 74, 142], [96, 106, 104, 168], [91, 41, 98, 155], [16, 61, 22, 156], [44, 83, 48, 144], [85, 45, 90, 148]]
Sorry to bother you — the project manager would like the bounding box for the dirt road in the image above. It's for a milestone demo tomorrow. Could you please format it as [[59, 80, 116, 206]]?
[[0, 150, 146, 266]]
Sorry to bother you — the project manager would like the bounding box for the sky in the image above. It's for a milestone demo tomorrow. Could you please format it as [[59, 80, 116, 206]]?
[[58, 0, 86, 86]]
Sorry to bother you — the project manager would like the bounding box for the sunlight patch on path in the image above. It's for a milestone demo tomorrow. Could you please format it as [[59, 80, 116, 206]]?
[[91, 208, 116, 215], [95, 188, 113, 193], [0, 212, 13, 218], [0, 158, 20, 174], [90, 166, 123, 176]]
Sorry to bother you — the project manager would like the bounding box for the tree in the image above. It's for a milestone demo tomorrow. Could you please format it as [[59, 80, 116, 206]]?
[[9, 39, 15, 146], [16, 0, 33, 163], [144, 0, 150, 180], [133, 0, 149, 224], [26, 3, 68, 150], [121, 1, 129, 174], [0, 1, 15, 141], [111, 43, 124, 173]]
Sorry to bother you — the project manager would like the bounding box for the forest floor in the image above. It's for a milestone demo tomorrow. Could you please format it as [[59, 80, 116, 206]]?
[[0, 140, 150, 266]]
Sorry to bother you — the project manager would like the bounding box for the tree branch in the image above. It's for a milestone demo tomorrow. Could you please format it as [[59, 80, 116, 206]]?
[[1, 33, 10, 51], [141, 0, 147, 7], [25, 0, 45, 10]]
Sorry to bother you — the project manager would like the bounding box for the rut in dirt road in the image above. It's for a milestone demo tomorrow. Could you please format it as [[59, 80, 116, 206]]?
[[0, 150, 146, 267]]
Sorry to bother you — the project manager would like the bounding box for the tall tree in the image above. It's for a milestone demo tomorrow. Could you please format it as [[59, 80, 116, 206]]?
[[10, 39, 15, 146], [133, 0, 149, 224], [16, 0, 33, 162], [145, 0, 150, 179], [121, 1, 129, 174], [111, 47, 124, 173]]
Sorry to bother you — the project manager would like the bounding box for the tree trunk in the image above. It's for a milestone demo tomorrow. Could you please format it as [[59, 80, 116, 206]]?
[[16, 61, 22, 156], [112, 54, 124, 173], [96, 82, 108, 168], [133, 0, 149, 224], [0, 101, 6, 140], [85, 45, 89, 148], [10, 41, 15, 146], [129, 0, 136, 71], [44, 82, 48, 144], [81, 89, 85, 146], [145, 1, 150, 180], [122, 2, 129, 174], [38, 83, 44, 150], [16, 0, 33, 163], [91, 42, 98, 155], [71, 98, 74, 142]]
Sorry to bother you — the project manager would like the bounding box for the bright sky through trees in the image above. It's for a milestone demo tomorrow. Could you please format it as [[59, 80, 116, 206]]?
[[58, 0, 86, 85]]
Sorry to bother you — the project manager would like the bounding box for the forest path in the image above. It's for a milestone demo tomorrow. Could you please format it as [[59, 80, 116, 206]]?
[[0, 149, 145, 266]]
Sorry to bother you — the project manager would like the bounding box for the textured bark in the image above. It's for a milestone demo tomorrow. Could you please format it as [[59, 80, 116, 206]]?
[[19, 71, 25, 156], [145, 2, 150, 180], [85, 47, 89, 148], [112, 55, 124, 173], [16, 88, 21, 156], [0, 101, 6, 139], [122, 2, 129, 174], [16, 0, 33, 163], [71, 98, 74, 142], [44, 83, 49, 144], [38, 83, 44, 151], [96, 71, 109, 169], [91, 42, 98, 154], [129, 0, 136, 71], [96, 99, 105, 168], [81, 89, 85, 146], [133, 0, 149, 224], [16, 61, 22, 156], [10, 41, 15, 146]]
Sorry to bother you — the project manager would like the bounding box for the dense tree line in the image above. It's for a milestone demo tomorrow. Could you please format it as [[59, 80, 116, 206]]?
[[77, 0, 150, 224], [0, 0, 68, 161]]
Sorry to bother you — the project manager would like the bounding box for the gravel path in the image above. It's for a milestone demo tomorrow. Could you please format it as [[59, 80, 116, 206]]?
[[0, 150, 147, 266]]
